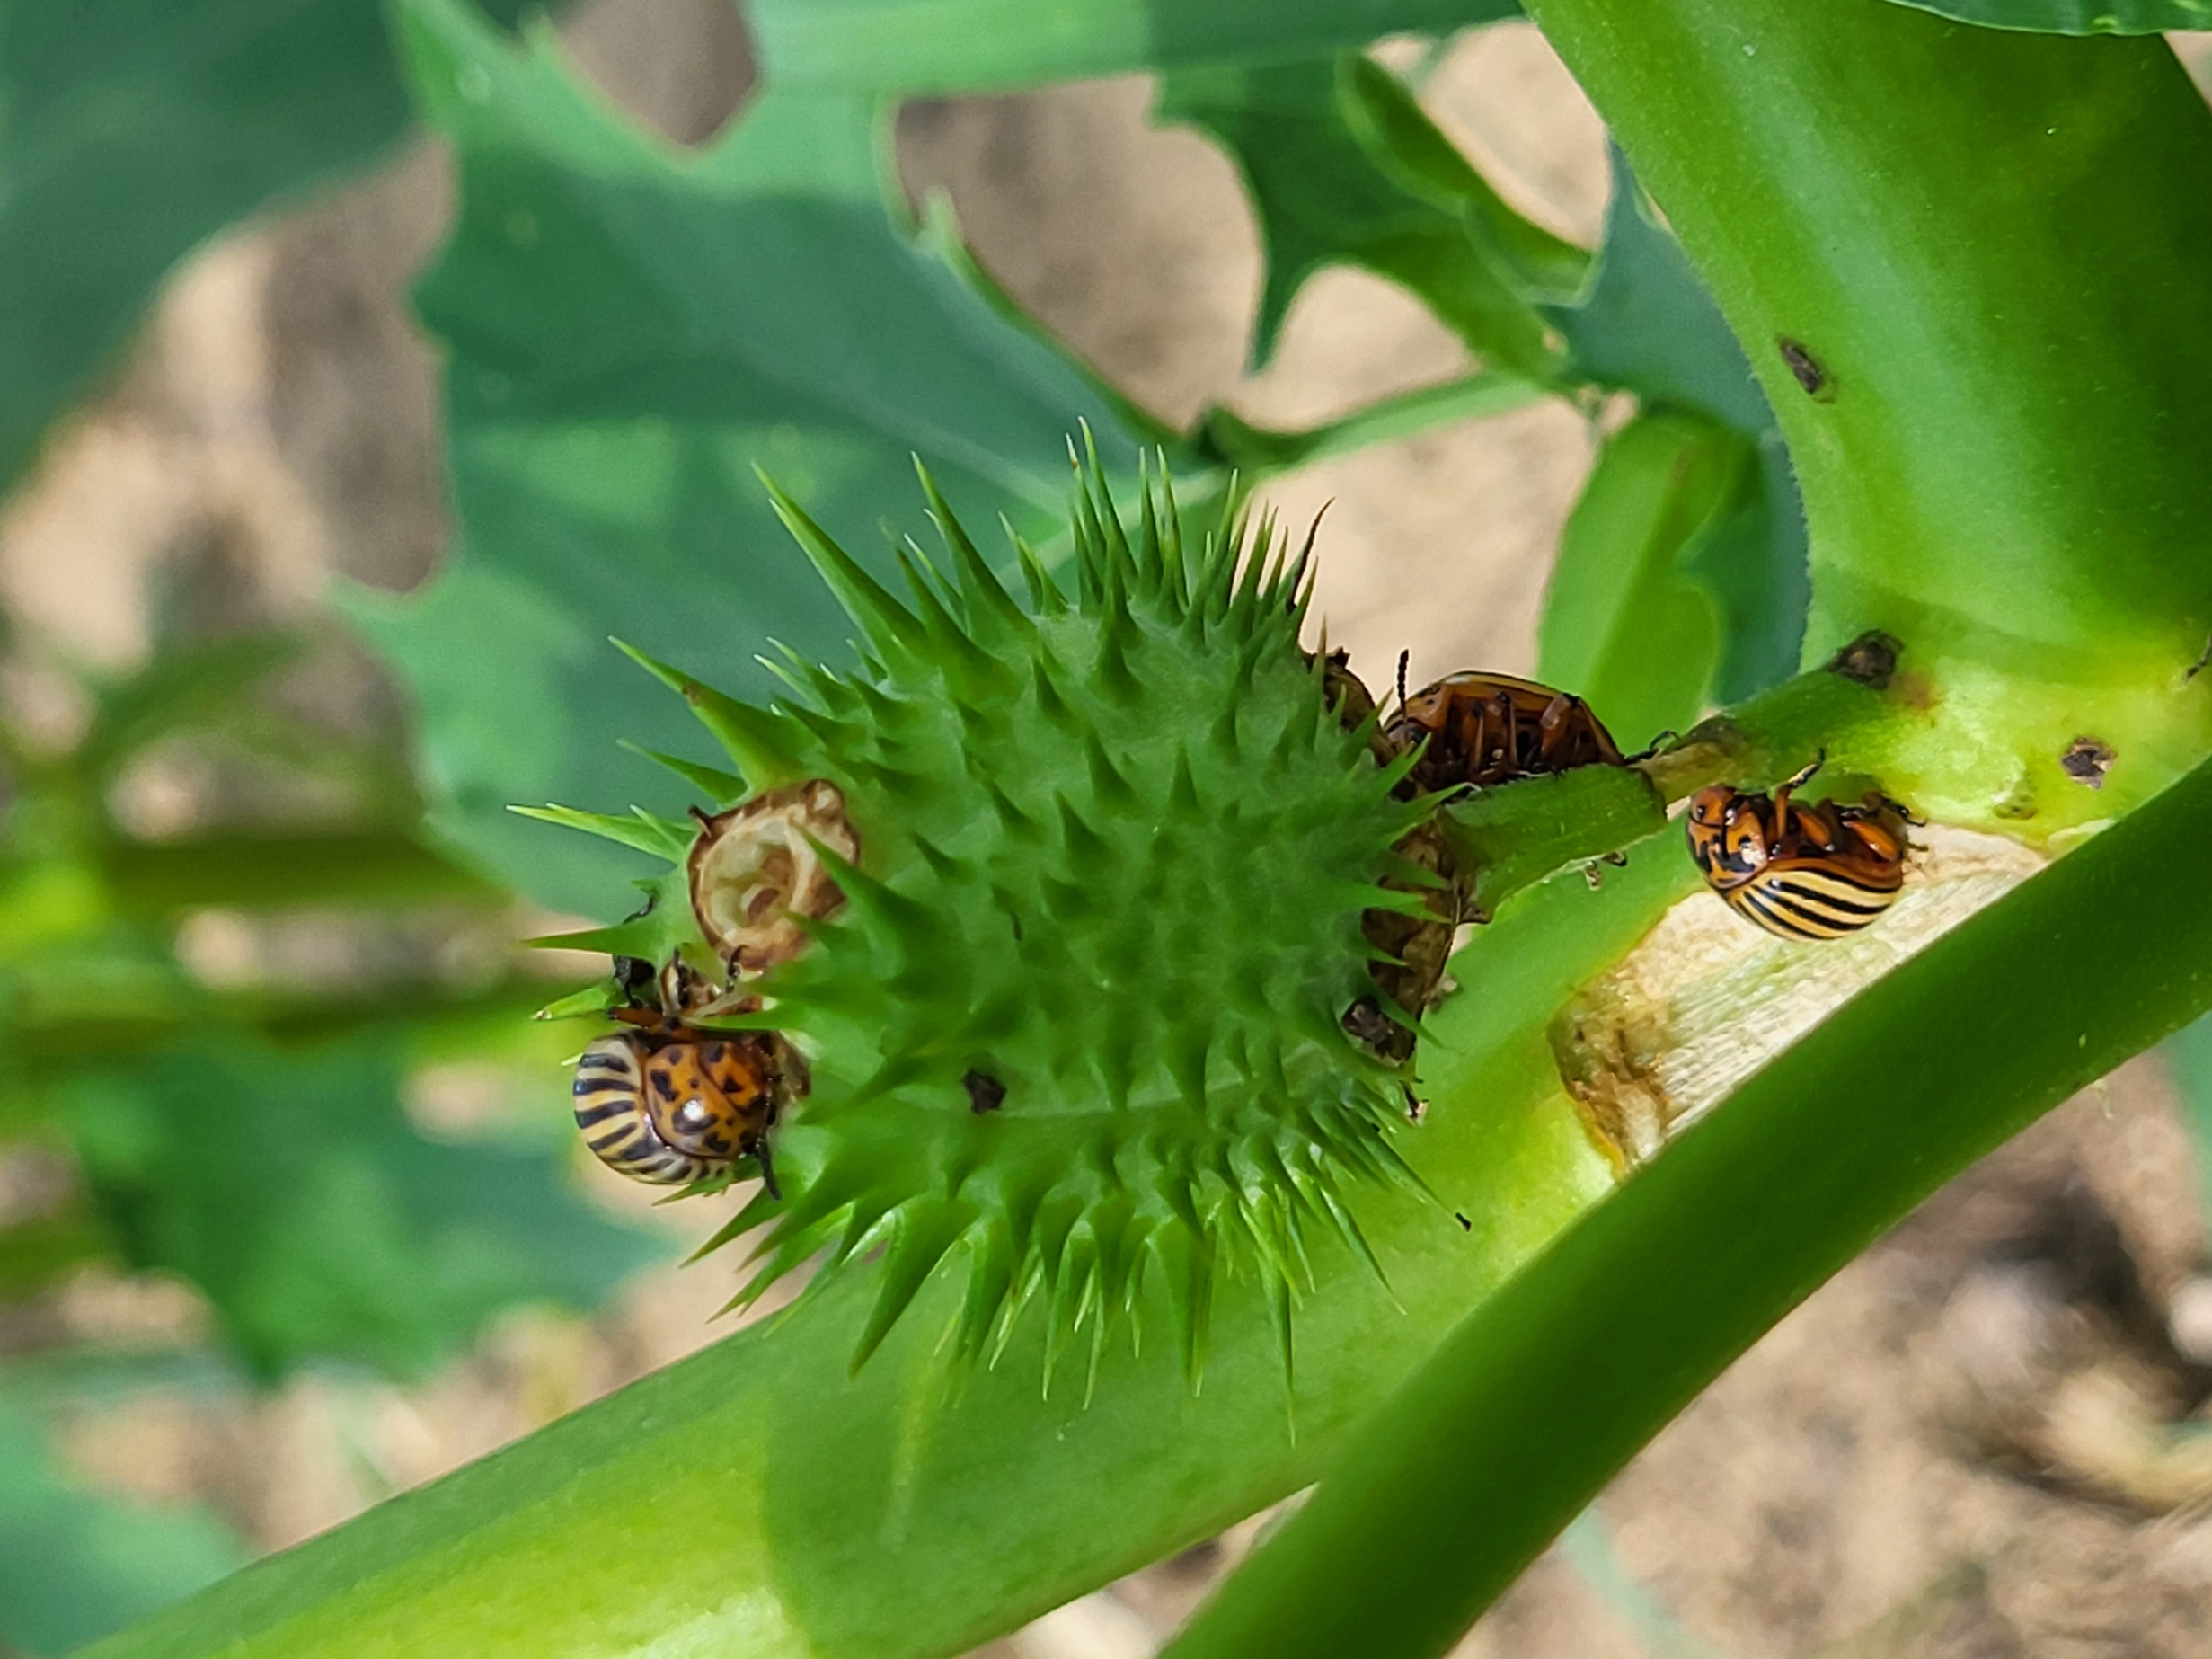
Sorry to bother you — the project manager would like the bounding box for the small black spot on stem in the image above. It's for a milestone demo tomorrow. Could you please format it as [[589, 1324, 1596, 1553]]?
[[1455, 1211, 1473, 1232], [1777, 337, 1832, 398], [2060, 736, 2116, 791], [1825, 630, 1900, 689], [963, 1069, 1007, 1113]]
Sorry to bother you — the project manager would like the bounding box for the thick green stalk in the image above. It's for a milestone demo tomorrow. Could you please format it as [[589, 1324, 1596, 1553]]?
[[1163, 743, 2212, 1659], [1163, 4, 2212, 1654], [1523, 0, 2212, 837]]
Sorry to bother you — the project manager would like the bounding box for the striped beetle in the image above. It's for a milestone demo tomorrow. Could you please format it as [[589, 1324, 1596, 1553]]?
[[1686, 756, 1914, 942], [1384, 670, 1624, 795], [571, 957, 801, 1193]]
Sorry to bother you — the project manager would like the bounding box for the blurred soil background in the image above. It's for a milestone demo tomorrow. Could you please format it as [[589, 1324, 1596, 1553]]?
[[6, 2, 2212, 1652]]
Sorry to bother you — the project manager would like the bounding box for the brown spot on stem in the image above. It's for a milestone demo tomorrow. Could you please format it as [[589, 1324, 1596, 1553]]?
[[2061, 737, 2117, 791], [1825, 630, 1901, 689], [1778, 337, 1833, 399], [962, 1069, 1006, 1113]]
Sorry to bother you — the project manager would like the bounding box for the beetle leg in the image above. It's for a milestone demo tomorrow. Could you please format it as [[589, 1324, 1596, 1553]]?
[[1487, 691, 1517, 773], [1525, 693, 1562, 767], [1779, 750, 1827, 795], [1770, 750, 1828, 841]]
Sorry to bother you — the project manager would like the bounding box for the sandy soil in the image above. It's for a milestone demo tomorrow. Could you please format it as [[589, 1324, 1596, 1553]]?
[[5, 4, 2212, 1655]]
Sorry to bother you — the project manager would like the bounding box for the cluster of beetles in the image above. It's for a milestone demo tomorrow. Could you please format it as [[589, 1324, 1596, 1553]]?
[[571, 659, 1915, 1192]]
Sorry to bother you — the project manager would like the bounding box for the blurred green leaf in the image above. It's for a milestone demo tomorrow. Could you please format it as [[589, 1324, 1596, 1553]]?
[[1545, 149, 1806, 699], [0, 1401, 243, 1657], [363, 0, 1150, 917], [0, 0, 529, 498], [752, 0, 1521, 94], [75, 634, 301, 784], [0, 1347, 240, 1415], [1536, 410, 1747, 742], [1160, 53, 1575, 373], [98, 829, 502, 915], [0, 1202, 109, 1300], [68, 1034, 663, 1379], [1877, 0, 2208, 29]]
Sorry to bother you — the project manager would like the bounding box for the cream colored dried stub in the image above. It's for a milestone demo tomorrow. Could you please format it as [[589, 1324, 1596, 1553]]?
[[1553, 824, 2048, 1172], [687, 780, 859, 973]]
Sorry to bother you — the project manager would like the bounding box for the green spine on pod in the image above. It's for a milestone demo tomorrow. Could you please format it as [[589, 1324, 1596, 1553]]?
[[525, 448, 1437, 1391]]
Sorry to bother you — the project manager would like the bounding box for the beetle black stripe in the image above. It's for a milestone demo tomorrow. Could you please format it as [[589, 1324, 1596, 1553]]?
[[1729, 885, 1818, 941], [572, 1100, 631, 1127], [1729, 874, 1896, 941], [1731, 883, 1842, 942], [1775, 864, 1898, 902], [1764, 881, 1888, 927], [1769, 876, 1897, 923], [572, 1076, 635, 1096]]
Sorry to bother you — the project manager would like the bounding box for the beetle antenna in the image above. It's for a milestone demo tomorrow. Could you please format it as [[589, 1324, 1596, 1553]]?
[[1394, 650, 1410, 718], [755, 1140, 782, 1202]]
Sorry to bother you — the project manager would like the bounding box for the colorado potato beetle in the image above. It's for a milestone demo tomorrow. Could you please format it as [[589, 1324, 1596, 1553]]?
[[1685, 757, 1913, 942], [571, 958, 801, 1193], [1384, 669, 1624, 795]]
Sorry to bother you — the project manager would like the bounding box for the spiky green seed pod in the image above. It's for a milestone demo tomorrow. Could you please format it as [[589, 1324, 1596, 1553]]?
[[530, 451, 1438, 1388]]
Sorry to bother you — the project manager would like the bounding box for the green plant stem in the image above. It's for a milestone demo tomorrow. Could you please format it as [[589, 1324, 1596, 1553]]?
[[1441, 655, 1900, 918], [1523, 0, 2212, 843], [8, 978, 559, 1072], [1163, 750, 2212, 1659], [98, 830, 504, 915], [1198, 371, 1544, 472]]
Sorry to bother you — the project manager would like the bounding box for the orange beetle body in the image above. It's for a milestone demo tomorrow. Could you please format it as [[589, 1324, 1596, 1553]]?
[[571, 971, 798, 1192], [1686, 760, 1912, 941], [1384, 671, 1624, 794]]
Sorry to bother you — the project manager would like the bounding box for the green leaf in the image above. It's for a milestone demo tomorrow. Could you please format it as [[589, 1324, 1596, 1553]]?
[[0, 1400, 243, 1656], [1545, 148, 1806, 701], [1160, 53, 1573, 373], [79, 843, 1677, 1659], [752, 0, 1523, 95], [67, 1034, 664, 1379], [1547, 149, 1768, 432], [1877, 0, 2209, 31], [0, 0, 528, 498], [1334, 55, 1588, 300], [1535, 410, 1747, 744], [1162, 752, 2212, 1659], [75, 634, 300, 782], [364, 0, 1149, 917]]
